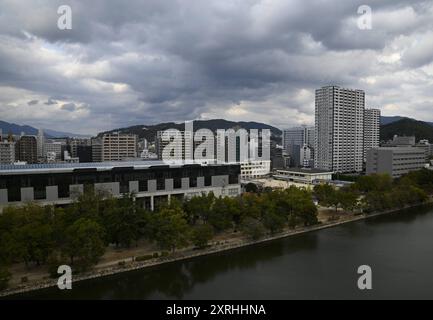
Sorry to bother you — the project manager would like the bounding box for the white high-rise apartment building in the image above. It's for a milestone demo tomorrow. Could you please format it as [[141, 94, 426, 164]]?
[[37, 128, 45, 158], [364, 108, 381, 159], [102, 133, 138, 161], [0, 141, 15, 164], [315, 86, 365, 173]]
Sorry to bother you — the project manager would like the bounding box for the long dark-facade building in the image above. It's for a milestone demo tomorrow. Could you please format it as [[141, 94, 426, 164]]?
[[0, 161, 241, 212]]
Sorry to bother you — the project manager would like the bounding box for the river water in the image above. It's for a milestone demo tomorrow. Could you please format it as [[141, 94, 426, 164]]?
[[13, 205, 433, 299]]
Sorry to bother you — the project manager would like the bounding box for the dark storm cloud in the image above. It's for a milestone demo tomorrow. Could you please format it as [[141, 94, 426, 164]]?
[[27, 100, 39, 105], [0, 0, 432, 134]]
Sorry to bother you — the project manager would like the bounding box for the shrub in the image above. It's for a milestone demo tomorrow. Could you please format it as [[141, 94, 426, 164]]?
[[135, 255, 153, 262], [0, 267, 11, 291]]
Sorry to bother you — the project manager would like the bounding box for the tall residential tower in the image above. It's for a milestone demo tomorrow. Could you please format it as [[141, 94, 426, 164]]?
[[364, 108, 381, 159], [314, 86, 365, 173]]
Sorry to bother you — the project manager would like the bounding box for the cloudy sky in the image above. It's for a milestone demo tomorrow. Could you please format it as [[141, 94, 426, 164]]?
[[0, 0, 433, 134]]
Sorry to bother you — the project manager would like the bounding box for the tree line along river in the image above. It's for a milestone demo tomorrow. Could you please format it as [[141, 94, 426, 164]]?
[[10, 204, 433, 300]]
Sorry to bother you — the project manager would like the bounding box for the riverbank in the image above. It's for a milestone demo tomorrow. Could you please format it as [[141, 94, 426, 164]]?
[[1, 201, 431, 298]]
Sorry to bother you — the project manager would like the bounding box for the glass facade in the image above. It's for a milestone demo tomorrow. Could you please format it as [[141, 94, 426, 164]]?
[[0, 164, 240, 202]]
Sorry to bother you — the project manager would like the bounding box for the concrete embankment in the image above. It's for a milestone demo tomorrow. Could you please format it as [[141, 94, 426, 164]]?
[[1, 202, 431, 298]]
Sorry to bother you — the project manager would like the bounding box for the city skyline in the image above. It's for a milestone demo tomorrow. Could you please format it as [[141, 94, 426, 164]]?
[[0, 1, 432, 134]]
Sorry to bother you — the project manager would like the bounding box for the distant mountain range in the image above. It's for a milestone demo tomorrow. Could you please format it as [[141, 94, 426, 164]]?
[[380, 118, 433, 142], [0, 120, 90, 138], [2, 115, 433, 142], [97, 119, 282, 143], [98, 116, 433, 144], [381, 115, 433, 127]]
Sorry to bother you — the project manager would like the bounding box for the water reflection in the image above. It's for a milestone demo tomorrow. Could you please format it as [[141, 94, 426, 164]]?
[[15, 233, 318, 299], [11, 206, 433, 299]]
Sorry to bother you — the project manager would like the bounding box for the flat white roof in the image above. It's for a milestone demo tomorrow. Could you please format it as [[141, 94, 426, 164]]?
[[275, 168, 333, 175], [0, 160, 239, 175]]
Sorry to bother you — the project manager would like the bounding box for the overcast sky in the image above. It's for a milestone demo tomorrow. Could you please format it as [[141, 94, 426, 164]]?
[[0, 0, 432, 134]]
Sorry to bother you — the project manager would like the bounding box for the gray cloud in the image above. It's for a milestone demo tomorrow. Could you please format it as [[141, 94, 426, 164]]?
[[44, 98, 58, 105], [0, 0, 432, 135], [27, 100, 39, 105], [61, 103, 77, 111]]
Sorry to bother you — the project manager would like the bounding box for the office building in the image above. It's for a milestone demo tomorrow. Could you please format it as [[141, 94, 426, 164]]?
[[416, 140, 433, 158], [364, 108, 380, 159], [0, 141, 15, 164], [37, 129, 45, 159], [315, 86, 365, 173], [15, 135, 38, 164], [282, 126, 314, 168], [282, 126, 314, 154], [44, 141, 64, 162], [91, 138, 103, 162], [102, 133, 138, 161], [77, 145, 93, 162], [0, 161, 241, 212], [384, 135, 416, 147], [366, 147, 427, 178], [69, 138, 91, 158]]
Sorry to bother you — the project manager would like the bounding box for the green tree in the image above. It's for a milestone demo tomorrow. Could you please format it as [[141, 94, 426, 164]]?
[[240, 193, 261, 220], [313, 184, 335, 207], [338, 189, 359, 212], [244, 183, 259, 193], [208, 197, 234, 232], [354, 174, 392, 193], [5, 204, 55, 266], [0, 267, 11, 291], [191, 224, 214, 248], [241, 217, 266, 240], [62, 218, 106, 270], [66, 188, 112, 224], [183, 192, 215, 225], [149, 201, 191, 252], [261, 209, 285, 234], [103, 193, 147, 247], [295, 200, 319, 226]]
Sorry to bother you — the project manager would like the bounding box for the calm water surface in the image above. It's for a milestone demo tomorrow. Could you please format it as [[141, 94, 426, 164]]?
[[13, 205, 433, 299]]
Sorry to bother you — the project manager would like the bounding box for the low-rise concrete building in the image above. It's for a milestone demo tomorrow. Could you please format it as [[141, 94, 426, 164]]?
[[274, 168, 333, 185], [366, 147, 427, 178]]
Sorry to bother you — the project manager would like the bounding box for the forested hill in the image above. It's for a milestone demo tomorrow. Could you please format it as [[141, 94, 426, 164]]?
[[380, 118, 433, 142], [97, 119, 282, 143]]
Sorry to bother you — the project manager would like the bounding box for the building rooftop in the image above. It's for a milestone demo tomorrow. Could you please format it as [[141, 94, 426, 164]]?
[[275, 168, 334, 174], [372, 146, 426, 151], [0, 160, 239, 175]]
